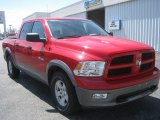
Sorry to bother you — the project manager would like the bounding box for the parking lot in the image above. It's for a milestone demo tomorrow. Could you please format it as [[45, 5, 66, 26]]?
[[0, 40, 160, 120]]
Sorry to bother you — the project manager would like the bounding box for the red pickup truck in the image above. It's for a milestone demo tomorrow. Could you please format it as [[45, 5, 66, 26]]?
[[2, 18, 160, 114]]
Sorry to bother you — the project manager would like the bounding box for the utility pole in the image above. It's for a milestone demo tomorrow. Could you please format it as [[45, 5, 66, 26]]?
[[0, 11, 6, 37], [3, 11, 6, 38], [9, 25, 12, 33]]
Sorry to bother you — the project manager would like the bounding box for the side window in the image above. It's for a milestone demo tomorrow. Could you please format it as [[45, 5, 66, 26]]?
[[32, 22, 45, 38], [19, 22, 33, 40]]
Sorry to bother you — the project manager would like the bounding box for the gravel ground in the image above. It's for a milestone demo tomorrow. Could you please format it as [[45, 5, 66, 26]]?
[[0, 40, 160, 120]]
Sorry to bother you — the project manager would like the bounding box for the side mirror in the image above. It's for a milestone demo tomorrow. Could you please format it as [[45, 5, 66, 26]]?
[[108, 32, 113, 36], [26, 33, 46, 43]]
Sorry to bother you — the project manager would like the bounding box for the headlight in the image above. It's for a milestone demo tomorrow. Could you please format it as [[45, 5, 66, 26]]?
[[73, 61, 106, 77]]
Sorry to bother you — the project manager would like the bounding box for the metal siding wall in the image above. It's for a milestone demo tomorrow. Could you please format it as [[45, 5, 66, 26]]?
[[105, 0, 160, 52]]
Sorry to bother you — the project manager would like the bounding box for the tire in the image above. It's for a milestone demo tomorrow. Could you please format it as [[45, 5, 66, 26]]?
[[50, 71, 80, 115], [7, 56, 20, 79]]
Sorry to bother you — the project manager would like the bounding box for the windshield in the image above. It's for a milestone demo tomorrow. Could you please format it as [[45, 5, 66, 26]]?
[[47, 20, 108, 39]]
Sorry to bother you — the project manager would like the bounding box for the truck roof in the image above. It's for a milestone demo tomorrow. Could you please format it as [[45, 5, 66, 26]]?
[[24, 17, 88, 22]]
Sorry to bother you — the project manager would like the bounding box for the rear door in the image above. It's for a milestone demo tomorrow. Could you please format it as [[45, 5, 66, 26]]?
[[14, 22, 33, 69]]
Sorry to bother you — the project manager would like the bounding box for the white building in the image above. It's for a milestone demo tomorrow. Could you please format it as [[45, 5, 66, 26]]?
[[23, 12, 49, 21], [23, 0, 160, 52]]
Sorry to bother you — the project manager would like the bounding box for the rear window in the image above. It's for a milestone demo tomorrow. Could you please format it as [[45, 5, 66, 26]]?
[[19, 22, 33, 40]]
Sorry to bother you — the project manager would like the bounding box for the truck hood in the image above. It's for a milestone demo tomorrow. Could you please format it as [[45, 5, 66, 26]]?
[[55, 36, 153, 60]]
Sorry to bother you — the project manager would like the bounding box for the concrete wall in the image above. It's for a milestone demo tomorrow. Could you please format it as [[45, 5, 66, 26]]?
[[47, 0, 132, 18], [50, 1, 85, 17], [23, 12, 49, 21], [67, 12, 86, 18], [105, 0, 160, 52], [23, 0, 132, 20]]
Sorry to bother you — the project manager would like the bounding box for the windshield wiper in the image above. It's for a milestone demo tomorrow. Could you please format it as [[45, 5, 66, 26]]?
[[57, 35, 82, 39], [89, 34, 107, 36]]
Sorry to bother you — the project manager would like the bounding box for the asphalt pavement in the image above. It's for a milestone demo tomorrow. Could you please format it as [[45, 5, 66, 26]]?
[[0, 40, 160, 120]]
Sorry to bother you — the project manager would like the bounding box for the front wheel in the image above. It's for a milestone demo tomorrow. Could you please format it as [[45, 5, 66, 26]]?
[[50, 71, 80, 115], [7, 56, 20, 79]]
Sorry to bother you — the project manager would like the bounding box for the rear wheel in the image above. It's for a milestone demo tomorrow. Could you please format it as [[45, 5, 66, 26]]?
[[7, 56, 20, 79], [50, 71, 80, 115]]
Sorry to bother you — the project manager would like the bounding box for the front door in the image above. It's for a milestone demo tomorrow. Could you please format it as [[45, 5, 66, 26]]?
[[27, 21, 47, 78]]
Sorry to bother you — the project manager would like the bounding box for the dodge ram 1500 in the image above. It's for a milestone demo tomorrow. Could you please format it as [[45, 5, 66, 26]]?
[[2, 18, 160, 114]]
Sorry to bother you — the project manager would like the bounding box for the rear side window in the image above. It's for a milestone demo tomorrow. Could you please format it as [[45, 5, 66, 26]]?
[[19, 22, 33, 40], [32, 22, 45, 38]]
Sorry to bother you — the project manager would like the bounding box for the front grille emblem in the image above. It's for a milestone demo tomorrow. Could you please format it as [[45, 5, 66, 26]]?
[[136, 60, 142, 67]]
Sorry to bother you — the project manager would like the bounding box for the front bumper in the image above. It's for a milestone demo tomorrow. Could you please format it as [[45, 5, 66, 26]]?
[[75, 77, 159, 107]]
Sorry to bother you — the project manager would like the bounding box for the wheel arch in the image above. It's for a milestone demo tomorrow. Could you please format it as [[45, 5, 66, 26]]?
[[4, 47, 18, 68], [47, 60, 77, 87], [4, 47, 12, 60]]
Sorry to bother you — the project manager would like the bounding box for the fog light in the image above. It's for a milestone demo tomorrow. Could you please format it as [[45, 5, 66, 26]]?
[[92, 93, 108, 99]]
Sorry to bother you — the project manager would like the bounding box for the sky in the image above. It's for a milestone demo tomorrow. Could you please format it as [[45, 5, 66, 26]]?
[[0, 0, 81, 33]]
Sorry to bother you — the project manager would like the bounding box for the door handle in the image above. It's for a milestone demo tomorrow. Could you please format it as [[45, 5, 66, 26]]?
[[14, 43, 19, 47], [38, 56, 44, 61], [26, 46, 32, 50]]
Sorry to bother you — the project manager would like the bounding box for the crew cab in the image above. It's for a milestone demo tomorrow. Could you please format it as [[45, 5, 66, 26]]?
[[2, 18, 160, 115]]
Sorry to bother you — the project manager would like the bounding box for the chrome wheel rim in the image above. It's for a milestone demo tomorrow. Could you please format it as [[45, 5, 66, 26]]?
[[55, 80, 68, 107], [8, 60, 13, 74]]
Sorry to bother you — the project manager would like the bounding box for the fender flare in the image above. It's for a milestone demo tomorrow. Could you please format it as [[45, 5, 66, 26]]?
[[4, 47, 17, 68], [4, 47, 11, 60], [47, 60, 77, 86]]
